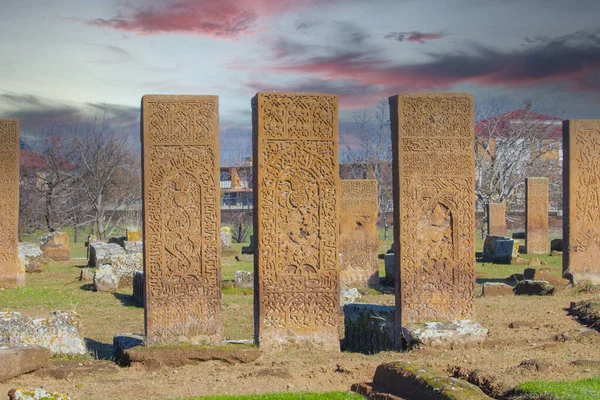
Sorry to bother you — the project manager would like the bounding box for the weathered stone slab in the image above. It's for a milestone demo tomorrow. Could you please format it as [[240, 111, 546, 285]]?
[[343, 304, 395, 354], [126, 227, 142, 242], [340, 287, 361, 305], [513, 280, 555, 296], [8, 388, 71, 400], [234, 270, 253, 289], [0, 119, 23, 288], [93, 264, 118, 293], [108, 253, 142, 288], [88, 242, 125, 267], [220, 227, 232, 248], [402, 320, 488, 349], [252, 92, 340, 350], [123, 241, 143, 254], [563, 120, 600, 284], [523, 268, 569, 287], [389, 93, 475, 327], [121, 344, 262, 367], [79, 268, 94, 282], [525, 177, 549, 254], [0, 311, 86, 355], [482, 235, 518, 264], [18, 243, 44, 273], [142, 95, 221, 345], [383, 253, 395, 286], [488, 203, 507, 236], [40, 232, 70, 261], [0, 345, 50, 382], [353, 361, 492, 400], [132, 271, 144, 305], [339, 179, 379, 288], [482, 282, 513, 297], [32, 360, 119, 380]]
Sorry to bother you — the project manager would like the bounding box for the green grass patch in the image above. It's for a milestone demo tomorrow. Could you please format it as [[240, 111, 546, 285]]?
[[188, 392, 363, 400], [516, 376, 600, 400]]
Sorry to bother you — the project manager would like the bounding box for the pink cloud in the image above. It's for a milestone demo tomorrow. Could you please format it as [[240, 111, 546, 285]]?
[[87, 0, 318, 38]]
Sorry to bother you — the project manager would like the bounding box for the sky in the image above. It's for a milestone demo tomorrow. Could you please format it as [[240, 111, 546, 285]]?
[[1, 0, 600, 157]]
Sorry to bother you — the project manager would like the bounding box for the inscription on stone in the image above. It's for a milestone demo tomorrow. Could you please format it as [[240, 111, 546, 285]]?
[[252, 92, 340, 350], [389, 93, 475, 329], [525, 177, 549, 254], [563, 120, 600, 283], [0, 119, 22, 288], [488, 203, 507, 237], [142, 95, 221, 344], [340, 179, 379, 288]]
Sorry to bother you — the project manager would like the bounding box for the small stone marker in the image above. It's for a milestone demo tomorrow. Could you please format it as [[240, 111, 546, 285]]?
[[0, 119, 23, 288], [40, 232, 70, 261], [563, 120, 600, 284], [383, 253, 395, 286], [389, 93, 476, 328], [482, 282, 513, 297], [482, 235, 518, 264], [525, 177, 549, 254], [234, 270, 253, 289], [142, 95, 222, 345], [488, 203, 507, 236], [126, 227, 142, 242], [253, 92, 340, 350], [339, 179, 379, 288]]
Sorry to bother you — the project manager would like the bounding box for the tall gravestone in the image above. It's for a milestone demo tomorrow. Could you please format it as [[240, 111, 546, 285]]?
[[252, 92, 340, 350], [340, 179, 379, 288], [563, 120, 600, 283], [142, 95, 221, 345], [389, 93, 475, 329], [488, 203, 507, 237], [0, 119, 23, 288], [525, 177, 549, 254]]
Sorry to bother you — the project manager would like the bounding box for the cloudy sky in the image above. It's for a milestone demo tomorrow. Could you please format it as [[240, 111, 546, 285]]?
[[1, 0, 600, 154]]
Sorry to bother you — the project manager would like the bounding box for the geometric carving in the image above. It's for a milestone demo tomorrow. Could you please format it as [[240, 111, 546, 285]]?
[[525, 177, 549, 254], [142, 95, 221, 345], [389, 93, 475, 329], [488, 203, 507, 237], [252, 92, 340, 350], [0, 119, 23, 288], [339, 179, 379, 288], [563, 120, 600, 283]]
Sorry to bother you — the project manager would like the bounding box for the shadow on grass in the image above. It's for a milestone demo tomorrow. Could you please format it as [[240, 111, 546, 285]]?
[[113, 292, 141, 307], [85, 338, 114, 360], [80, 283, 95, 291]]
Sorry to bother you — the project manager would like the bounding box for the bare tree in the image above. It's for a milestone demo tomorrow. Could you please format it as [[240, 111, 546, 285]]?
[[475, 96, 563, 236], [68, 114, 140, 239], [341, 99, 393, 240]]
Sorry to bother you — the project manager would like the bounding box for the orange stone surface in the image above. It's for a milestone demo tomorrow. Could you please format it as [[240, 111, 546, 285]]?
[[525, 177, 549, 254], [488, 203, 507, 237]]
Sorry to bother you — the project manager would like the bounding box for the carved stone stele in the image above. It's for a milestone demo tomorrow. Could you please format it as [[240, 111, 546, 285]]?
[[340, 179, 379, 288], [488, 203, 507, 237], [525, 177, 549, 254], [563, 120, 600, 284], [142, 95, 221, 345], [252, 92, 340, 351], [389, 93, 475, 332], [0, 119, 23, 288]]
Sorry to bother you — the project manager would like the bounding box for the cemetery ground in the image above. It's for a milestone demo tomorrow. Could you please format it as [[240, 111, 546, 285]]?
[[1, 234, 599, 399]]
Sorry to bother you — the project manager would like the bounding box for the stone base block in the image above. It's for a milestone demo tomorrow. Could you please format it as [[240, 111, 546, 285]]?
[[482, 282, 513, 297], [352, 361, 492, 400], [402, 320, 488, 349], [121, 343, 262, 367], [0, 345, 50, 382], [343, 304, 395, 354]]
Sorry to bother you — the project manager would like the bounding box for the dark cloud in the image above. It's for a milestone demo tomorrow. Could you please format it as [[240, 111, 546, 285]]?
[[384, 31, 445, 44], [0, 92, 140, 145]]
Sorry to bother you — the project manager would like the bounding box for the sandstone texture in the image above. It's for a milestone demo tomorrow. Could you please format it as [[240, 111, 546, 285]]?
[[40, 232, 70, 261], [0, 345, 50, 382], [482, 282, 514, 297], [488, 202, 507, 237], [525, 177, 549, 254], [0, 311, 86, 355]]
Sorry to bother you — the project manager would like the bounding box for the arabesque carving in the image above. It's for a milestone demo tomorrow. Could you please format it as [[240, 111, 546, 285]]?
[[142, 95, 221, 344], [0, 119, 22, 288], [563, 120, 600, 283], [340, 179, 379, 288], [252, 92, 340, 350], [389, 93, 475, 329]]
